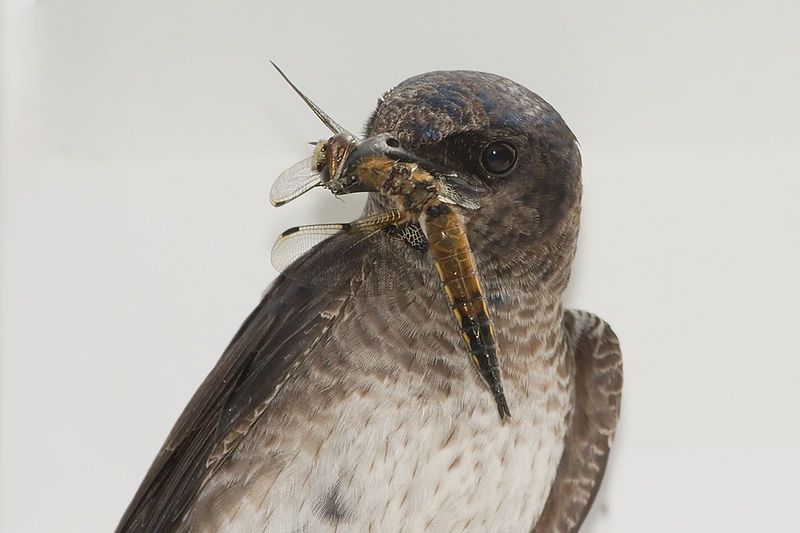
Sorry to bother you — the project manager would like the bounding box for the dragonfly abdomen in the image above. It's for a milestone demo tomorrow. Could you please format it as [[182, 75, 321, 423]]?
[[423, 204, 511, 419]]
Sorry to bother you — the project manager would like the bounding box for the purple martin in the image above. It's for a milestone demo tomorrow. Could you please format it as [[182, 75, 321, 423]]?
[[117, 70, 623, 532]]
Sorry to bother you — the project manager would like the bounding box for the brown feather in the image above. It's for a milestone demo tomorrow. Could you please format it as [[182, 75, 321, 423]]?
[[115, 276, 346, 533], [533, 310, 623, 533]]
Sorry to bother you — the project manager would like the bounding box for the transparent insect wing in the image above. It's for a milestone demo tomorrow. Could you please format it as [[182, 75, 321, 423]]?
[[270, 211, 429, 298], [270, 61, 346, 136], [438, 190, 481, 210], [437, 181, 482, 210], [271, 211, 402, 272], [270, 223, 345, 273], [269, 155, 322, 207], [435, 172, 485, 211]]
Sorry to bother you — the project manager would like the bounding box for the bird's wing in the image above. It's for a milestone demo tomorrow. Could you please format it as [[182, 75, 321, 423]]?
[[115, 227, 423, 533], [533, 310, 623, 533], [115, 274, 348, 533]]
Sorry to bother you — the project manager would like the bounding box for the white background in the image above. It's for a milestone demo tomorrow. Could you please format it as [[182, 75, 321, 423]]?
[[1, 1, 799, 532]]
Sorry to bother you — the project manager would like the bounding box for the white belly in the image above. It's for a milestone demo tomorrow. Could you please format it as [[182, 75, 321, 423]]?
[[185, 350, 573, 533]]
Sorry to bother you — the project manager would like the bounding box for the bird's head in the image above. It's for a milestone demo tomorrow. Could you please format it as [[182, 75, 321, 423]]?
[[360, 71, 582, 295]]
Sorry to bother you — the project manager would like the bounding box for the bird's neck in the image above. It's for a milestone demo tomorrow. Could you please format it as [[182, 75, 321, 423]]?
[[481, 203, 581, 354]]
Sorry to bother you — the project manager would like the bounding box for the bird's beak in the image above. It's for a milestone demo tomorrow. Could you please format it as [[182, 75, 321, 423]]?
[[339, 133, 441, 178], [334, 134, 487, 203]]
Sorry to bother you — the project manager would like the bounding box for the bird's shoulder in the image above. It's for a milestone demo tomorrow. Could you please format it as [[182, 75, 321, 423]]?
[[533, 309, 623, 533]]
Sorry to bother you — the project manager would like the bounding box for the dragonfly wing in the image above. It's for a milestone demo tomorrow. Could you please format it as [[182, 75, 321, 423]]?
[[271, 224, 347, 274], [438, 192, 481, 210], [271, 215, 430, 297], [270, 156, 322, 207], [436, 173, 486, 210]]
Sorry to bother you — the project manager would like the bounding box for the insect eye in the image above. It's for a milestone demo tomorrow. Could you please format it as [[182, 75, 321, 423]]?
[[481, 142, 517, 175]]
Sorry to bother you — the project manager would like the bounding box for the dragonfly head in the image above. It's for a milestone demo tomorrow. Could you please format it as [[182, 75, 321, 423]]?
[[319, 132, 359, 186]]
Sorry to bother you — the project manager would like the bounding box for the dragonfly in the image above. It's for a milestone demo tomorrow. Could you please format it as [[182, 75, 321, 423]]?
[[268, 62, 360, 207], [268, 64, 511, 419]]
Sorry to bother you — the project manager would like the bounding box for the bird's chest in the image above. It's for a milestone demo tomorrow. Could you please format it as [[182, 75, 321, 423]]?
[[191, 337, 573, 533], [336, 354, 573, 532]]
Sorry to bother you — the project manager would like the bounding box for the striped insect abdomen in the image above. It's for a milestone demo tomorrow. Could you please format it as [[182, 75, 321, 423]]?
[[422, 203, 511, 419]]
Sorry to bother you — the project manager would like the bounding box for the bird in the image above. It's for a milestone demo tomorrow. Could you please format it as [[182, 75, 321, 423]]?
[[116, 70, 623, 533]]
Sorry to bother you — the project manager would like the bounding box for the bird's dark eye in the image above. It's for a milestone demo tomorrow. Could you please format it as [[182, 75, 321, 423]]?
[[481, 142, 517, 175]]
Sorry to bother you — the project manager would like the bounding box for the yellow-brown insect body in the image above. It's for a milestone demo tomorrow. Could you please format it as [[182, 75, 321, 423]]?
[[343, 156, 510, 418], [353, 158, 440, 212], [422, 202, 510, 419]]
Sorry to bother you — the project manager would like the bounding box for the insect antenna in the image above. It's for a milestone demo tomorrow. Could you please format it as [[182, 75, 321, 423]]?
[[270, 61, 346, 135]]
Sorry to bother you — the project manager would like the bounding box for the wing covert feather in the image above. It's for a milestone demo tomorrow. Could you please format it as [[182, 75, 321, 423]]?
[[533, 310, 623, 533], [116, 268, 347, 533]]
